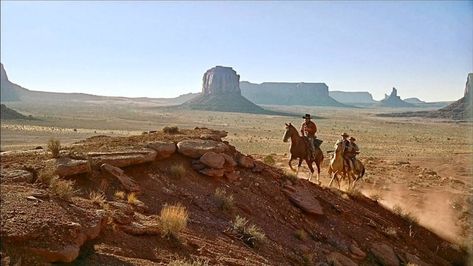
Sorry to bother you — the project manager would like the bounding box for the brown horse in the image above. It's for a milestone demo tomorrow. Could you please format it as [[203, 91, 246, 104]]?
[[283, 123, 324, 184]]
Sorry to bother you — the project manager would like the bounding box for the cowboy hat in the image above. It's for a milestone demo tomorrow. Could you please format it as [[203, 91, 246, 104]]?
[[349, 137, 356, 141], [341, 133, 349, 137], [302, 114, 311, 119]]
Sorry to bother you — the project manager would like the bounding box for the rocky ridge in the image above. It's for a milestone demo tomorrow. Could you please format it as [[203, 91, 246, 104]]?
[[0, 128, 467, 265]]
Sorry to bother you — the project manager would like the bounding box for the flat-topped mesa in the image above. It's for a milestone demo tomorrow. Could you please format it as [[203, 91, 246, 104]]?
[[202, 66, 241, 95]]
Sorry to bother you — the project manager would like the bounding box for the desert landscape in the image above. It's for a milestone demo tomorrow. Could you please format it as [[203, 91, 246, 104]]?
[[1, 1, 472, 265]]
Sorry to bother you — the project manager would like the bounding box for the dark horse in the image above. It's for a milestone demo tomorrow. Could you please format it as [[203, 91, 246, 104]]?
[[283, 123, 324, 184]]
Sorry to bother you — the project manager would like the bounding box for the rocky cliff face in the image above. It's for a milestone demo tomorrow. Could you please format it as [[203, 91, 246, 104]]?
[[1, 63, 22, 101], [182, 66, 278, 115], [378, 88, 414, 108], [240, 81, 346, 107], [202, 66, 241, 95]]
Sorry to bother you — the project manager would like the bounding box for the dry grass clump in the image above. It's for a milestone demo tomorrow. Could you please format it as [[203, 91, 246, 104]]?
[[114, 191, 126, 200], [89, 191, 107, 207], [294, 229, 308, 241], [158, 203, 189, 239], [232, 215, 266, 247], [167, 258, 209, 266], [47, 138, 61, 158], [169, 163, 186, 178], [38, 164, 57, 185], [213, 188, 234, 211], [127, 192, 143, 206], [382, 226, 398, 237], [163, 126, 179, 134], [263, 154, 276, 166], [49, 177, 76, 201]]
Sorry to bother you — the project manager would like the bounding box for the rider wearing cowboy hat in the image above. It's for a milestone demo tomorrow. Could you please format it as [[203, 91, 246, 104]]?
[[300, 114, 318, 159], [346, 136, 360, 170], [336, 133, 352, 171]]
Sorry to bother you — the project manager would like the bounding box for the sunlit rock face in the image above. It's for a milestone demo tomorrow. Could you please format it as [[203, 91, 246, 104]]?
[[202, 66, 241, 95]]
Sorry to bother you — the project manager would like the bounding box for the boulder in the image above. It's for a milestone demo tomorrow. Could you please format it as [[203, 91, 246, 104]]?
[[349, 242, 366, 259], [238, 155, 255, 168], [199, 168, 225, 177], [326, 252, 358, 266], [177, 139, 227, 159], [222, 153, 237, 167], [88, 149, 157, 168], [191, 161, 207, 171], [100, 164, 140, 192], [200, 152, 225, 169], [282, 183, 324, 216], [146, 141, 176, 160], [370, 243, 400, 266], [50, 157, 91, 177], [1, 185, 104, 263]]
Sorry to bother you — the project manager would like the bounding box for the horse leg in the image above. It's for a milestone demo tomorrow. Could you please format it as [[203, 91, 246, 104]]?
[[315, 160, 321, 185], [296, 158, 303, 177], [288, 157, 296, 172], [306, 159, 314, 182]]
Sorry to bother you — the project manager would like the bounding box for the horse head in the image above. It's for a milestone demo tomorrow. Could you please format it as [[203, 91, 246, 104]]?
[[283, 123, 295, 142], [334, 139, 345, 155]]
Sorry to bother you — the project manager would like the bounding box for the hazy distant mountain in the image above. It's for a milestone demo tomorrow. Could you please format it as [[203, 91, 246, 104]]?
[[378, 88, 415, 108], [240, 81, 347, 107], [329, 91, 376, 105], [379, 73, 472, 120], [404, 97, 425, 104]]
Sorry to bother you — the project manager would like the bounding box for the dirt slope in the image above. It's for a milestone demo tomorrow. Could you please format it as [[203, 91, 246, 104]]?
[[0, 128, 468, 265]]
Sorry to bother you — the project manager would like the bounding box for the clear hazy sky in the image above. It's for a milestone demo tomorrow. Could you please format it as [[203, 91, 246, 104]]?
[[1, 1, 472, 101]]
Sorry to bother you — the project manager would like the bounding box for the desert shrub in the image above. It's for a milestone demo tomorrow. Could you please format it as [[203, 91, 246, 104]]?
[[392, 204, 403, 215], [294, 229, 308, 241], [114, 190, 126, 200], [89, 191, 106, 207], [168, 258, 209, 266], [232, 215, 265, 247], [50, 177, 76, 201], [213, 188, 234, 211], [47, 138, 61, 158], [163, 126, 179, 134], [169, 163, 186, 178], [38, 164, 57, 184], [263, 155, 275, 166], [158, 203, 189, 238]]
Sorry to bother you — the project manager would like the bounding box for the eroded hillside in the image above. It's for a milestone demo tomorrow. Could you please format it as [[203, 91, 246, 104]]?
[[0, 128, 467, 265]]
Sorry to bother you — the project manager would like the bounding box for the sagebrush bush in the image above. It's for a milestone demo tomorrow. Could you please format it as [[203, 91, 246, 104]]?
[[47, 138, 61, 158], [169, 163, 186, 178], [50, 177, 76, 201], [392, 204, 419, 225], [163, 126, 179, 134], [232, 215, 265, 247], [158, 203, 189, 238], [213, 188, 234, 211]]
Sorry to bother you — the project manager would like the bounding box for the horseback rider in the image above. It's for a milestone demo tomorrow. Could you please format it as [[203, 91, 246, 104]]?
[[346, 136, 360, 171], [336, 133, 352, 171], [300, 114, 317, 159]]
